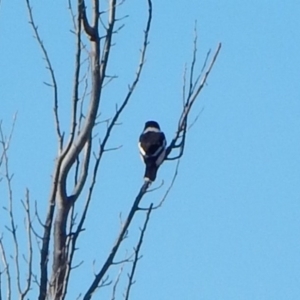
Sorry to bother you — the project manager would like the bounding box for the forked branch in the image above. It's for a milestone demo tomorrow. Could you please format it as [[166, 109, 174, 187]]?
[[165, 42, 222, 160]]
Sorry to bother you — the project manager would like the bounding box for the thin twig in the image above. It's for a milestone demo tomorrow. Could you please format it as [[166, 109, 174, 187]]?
[[67, 0, 77, 30], [0, 117, 23, 296], [0, 237, 11, 300], [20, 189, 33, 299], [188, 22, 198, 101], [152, 160, 180, 210], [25, 0, 62, 147], [165, 42, 222, 160], [110, 256, 127, 300], [124, 204, 153, 300]]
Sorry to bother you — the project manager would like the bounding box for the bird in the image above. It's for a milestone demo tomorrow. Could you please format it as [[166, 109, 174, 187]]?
[[138, 121, 167, 182]]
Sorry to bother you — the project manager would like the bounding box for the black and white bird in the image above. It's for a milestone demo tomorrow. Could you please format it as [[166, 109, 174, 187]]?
[[138, 121, 167, 182]]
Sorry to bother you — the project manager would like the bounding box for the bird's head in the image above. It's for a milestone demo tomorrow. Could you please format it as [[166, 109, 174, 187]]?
[[144, 120, 160, 131]]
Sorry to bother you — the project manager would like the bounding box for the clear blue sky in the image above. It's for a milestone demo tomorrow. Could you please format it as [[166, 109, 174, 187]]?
[[1, 1, 300, 299]]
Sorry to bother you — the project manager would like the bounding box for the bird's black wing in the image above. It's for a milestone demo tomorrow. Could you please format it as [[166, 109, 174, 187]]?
[[139, 131, 166, 156]]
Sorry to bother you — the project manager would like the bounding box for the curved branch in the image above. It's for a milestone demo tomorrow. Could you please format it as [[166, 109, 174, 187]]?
[[49, 1, 116, 296], [80, 0, 95, 40], [64, 138, 104, 289], [71, 135, 92, 200], [57, 0, 103, 201]]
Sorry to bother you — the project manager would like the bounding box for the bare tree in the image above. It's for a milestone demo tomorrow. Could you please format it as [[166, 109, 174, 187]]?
[[0, 1, 221, 299]]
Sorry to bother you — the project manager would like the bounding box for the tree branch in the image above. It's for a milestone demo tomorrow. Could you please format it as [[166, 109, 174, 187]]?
[[165, 42, 222, 160], [0, 118, 23, 297], [110, 261, 125, 300], [80, 0, 95, 40], [0, 237, 11, 300], [100, 0, 152, 156], [25, 0, 62, 149], [67, 1, 83, 155], [24, 4, 63, 296], [72, 135, 92, 200], [83, 181, 150, 300], [20, 189, 33, 300], [124, 204, 153, 300]]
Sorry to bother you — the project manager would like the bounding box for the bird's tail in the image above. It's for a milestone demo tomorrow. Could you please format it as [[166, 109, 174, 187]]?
[[144, 164, 158, 182]]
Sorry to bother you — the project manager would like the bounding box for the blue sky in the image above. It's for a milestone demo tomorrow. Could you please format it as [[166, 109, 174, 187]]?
[[1, 1, 300, 299]]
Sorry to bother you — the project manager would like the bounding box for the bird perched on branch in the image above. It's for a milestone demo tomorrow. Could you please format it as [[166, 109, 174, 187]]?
[[138, 121, 166, 182]]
